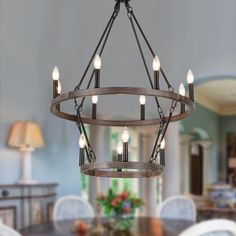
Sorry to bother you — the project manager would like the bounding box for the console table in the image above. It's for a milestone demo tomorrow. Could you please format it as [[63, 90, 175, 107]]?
[[198, 206, 236, 221], [0, 183, 58, 230]]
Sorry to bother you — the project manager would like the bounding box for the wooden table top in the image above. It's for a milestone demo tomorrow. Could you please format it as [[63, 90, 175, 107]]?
[[20, 217, 194, 236]]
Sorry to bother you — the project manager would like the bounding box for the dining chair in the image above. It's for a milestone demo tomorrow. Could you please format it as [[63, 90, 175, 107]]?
[[0, 223, 22, 236], [53, 195, 95, 221], [179, 219, 236, 236], [158, 195, 197, 222]]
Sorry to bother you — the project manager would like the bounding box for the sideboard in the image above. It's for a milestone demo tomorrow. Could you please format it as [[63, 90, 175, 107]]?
[[0, 183, 58, 230]]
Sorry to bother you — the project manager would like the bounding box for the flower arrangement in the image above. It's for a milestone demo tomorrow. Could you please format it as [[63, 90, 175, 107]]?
[[97, 188, 144, 231]]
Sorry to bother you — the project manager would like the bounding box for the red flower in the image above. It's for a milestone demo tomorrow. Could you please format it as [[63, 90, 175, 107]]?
[[123, 206, 131, 214], [119, 191, 128, 201], [111, 199, 118, 207]]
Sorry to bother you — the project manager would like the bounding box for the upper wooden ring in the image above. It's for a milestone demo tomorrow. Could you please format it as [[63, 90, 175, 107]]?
[[50, 87, 195, 126]]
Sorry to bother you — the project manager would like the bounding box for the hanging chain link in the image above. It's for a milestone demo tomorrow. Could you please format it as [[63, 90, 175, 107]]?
[[150, 98, 178, 163]]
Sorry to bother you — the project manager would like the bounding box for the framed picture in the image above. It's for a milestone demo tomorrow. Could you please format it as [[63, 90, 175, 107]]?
[[0, 206, 16, 229]]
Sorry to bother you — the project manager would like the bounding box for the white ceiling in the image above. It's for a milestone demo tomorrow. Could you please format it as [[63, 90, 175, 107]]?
[[196, 79, 236, 115]]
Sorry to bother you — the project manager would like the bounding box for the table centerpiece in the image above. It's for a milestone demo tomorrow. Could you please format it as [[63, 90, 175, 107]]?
[[97, 188, 144, 233]]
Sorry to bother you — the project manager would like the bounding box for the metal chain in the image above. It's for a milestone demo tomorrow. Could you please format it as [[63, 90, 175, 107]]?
[[129, 11, 174, 91], [125, 3, 165, 118], [75, 110, 96, 163], [74, 1, 121, 91], [151, 98, 178, 163]]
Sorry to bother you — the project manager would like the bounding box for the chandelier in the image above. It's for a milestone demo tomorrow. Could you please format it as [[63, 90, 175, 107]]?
[[51, 0, 195, 178]]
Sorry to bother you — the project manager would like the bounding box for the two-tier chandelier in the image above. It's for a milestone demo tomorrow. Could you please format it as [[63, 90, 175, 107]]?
[[51, 0, 195, 178]]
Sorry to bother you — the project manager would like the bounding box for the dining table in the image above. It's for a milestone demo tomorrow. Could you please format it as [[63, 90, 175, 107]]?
[[20, 217, 194, 236]]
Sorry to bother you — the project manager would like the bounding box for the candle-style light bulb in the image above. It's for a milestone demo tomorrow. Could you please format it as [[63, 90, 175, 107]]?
[[117, 141, 123, 155], [122, 127, 129, 162], [117, 141, 123, 172], [52, 66, 60, 81], [139, 95, 146, 105], [92, 95, 98, 104], [153, 56, 160, 71], [139, 95, 146, 120], [122, 127, 129, 143], [187, 69, 194, 84], [79, 134, 86, 148], [179, 83, 186, 113], [160, 139, 165, 166], [94, 55, 101, 88], [187, 69, 194, 101], [79, 134, 86, 166], [179, 83, 186, 96], [153, 56, 160, 90], [94, 54, 102, 69], [52, 66, 60, 101], [92, 96, 98, 119], [160, 139, 165, 149], [57, 80, 62, 94]]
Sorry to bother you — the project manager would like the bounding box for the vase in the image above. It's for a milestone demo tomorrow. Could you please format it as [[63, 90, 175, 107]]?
[[111, 214, 134, 233]]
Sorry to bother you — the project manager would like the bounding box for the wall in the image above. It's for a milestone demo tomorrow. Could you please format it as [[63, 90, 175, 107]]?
[[181, 102, 236, 182], [181, 102, 220, 141], [181, 102, 220, 182], [219, 115, 236, 178]]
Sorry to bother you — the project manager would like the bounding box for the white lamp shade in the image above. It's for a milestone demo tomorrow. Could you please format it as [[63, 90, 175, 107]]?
[[229, 158, 236, 168], [8, 121, 44, 149]]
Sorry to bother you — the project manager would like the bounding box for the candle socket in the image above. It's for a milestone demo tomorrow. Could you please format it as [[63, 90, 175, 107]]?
[[117, 154, 123, 172], [79, 148, 85, 166], [181, 103, 185, 113], [140, 104, 145, 120], [92, 103, 97, 119], [160, 149, 165, 166], [53, 80, 58, 98], [95, 70, 100, 88], [154, 71, 160, 90], [123, 142, 128, 162], [189, 83, 194, 101]]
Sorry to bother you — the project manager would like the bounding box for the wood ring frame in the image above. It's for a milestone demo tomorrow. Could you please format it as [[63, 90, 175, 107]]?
[[81, 161, 164, 178], [50, 87, 195, 127]]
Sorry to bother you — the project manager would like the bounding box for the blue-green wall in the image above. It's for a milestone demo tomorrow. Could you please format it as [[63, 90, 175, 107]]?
[[181, 103, 220, 142], [181, 103, 220, 182], [219, 115, 236, 177], [181, 102, 236, 181]]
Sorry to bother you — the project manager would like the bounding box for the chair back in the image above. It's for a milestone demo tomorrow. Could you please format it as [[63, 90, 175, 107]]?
[[159, 195, 196, 222], [53, 195, 95, 221], [179, 219, 236, 236], [0, 223, 22, 236]]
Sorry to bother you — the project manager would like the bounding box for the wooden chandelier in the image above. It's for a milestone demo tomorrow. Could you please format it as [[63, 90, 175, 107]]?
[[50, 0, 195, 178]]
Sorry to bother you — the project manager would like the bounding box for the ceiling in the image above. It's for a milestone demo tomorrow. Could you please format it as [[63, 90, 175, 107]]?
[[195, 79, 236, 115]]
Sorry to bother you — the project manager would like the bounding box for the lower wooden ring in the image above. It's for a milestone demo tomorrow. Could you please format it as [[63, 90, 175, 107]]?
[[81, 161, 163, 178]]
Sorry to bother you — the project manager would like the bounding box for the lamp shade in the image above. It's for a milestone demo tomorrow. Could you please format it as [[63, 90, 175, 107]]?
[[228, 158, 236, 168], [8, 121, 44, 149]]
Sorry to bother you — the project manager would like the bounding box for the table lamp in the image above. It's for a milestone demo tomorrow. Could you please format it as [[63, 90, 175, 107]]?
[[8, 121, 44, 184]]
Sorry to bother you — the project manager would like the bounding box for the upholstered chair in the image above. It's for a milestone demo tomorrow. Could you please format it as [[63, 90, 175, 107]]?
[[158, 195, 197, 222], [53, 195, 95, 221], [179, 219, 236, 236], [0, 223, 22, 236]]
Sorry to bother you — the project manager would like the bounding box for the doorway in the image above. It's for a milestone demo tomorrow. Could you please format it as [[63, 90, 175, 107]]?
[[190, 144, 203, 195]]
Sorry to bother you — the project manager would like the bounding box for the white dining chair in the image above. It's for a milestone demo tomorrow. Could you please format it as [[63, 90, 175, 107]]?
[[0, 223, 22, 236], [179, 219, 236, 236], [53, 195, 95, 221], [158, 195, 197, 222]]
